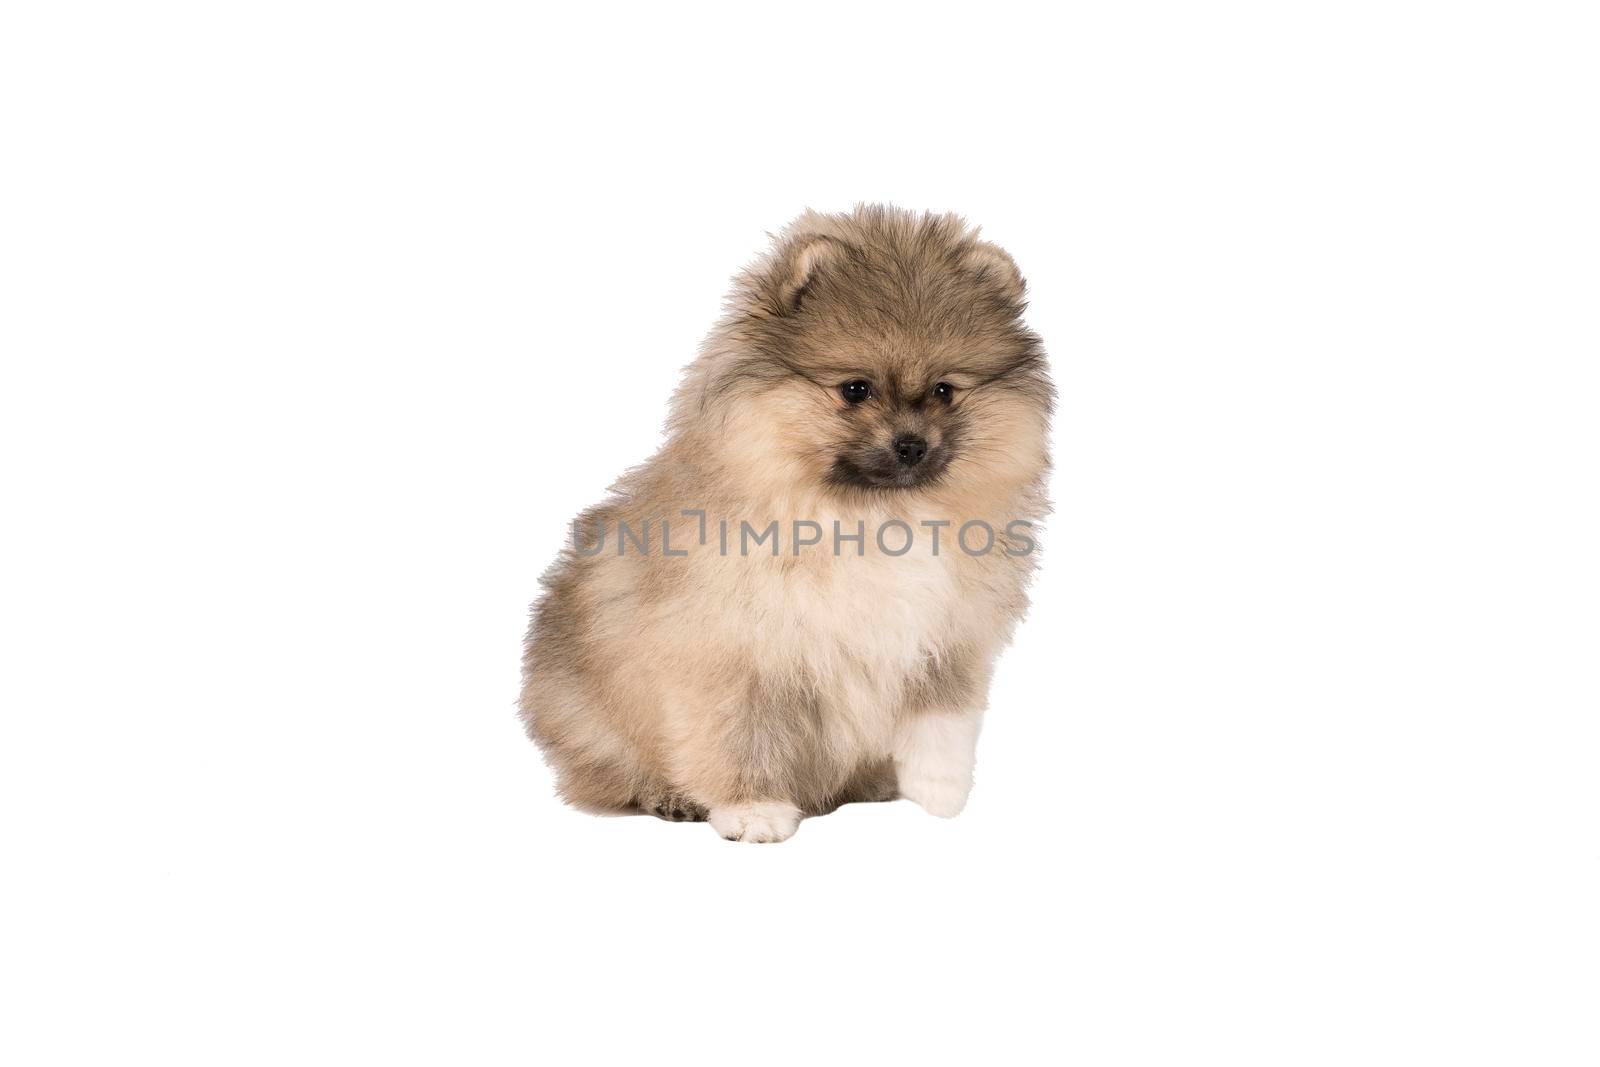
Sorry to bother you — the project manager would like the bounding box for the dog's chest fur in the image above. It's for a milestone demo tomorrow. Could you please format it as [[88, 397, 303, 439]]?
[[728, 529, 979, 756]]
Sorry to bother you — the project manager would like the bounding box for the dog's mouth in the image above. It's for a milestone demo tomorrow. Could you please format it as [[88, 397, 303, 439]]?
[[827, 449, 951, 491]]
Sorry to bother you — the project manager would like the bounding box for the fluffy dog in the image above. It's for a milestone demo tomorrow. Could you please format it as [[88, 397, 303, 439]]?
[[520, 205, 1052, 842]]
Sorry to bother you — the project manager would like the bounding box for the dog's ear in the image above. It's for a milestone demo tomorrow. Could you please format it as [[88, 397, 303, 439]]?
[[961, 241, 1026, 305], [765, 235, 848, 316]]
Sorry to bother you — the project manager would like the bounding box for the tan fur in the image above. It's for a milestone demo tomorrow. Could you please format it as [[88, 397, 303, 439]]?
[[520, 205, 1053, 840]]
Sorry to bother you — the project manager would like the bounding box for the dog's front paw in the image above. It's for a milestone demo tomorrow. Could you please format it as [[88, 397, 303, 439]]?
[[899, 774, 972, 818], [708, 802, 801, 843]]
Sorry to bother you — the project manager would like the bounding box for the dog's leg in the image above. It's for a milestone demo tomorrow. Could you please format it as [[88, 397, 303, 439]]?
[[893, 708, 983, 818], [705, 801, 802, 843], [894, 647, 991, 818], [637, 789, 708, 822], [670, 678, 820, 844]]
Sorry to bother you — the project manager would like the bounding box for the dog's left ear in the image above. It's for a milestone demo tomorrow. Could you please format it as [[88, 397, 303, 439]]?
[[767, 235, 847, 316], [962, 241, 1026, 305]]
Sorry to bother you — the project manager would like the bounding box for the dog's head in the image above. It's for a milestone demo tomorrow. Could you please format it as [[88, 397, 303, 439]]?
[[687, 206, 1052, 500]]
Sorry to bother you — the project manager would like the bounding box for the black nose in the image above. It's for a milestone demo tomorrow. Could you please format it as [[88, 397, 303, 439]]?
[[894, 434, 929, 467]]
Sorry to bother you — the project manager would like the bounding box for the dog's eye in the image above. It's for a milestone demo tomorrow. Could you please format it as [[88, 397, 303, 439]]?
[[932, 382, 955, 403], [840, 380, 872, 404]]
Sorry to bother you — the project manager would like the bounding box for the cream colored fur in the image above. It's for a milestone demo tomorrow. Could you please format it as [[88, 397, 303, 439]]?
[[520, 205, 1052, 842]]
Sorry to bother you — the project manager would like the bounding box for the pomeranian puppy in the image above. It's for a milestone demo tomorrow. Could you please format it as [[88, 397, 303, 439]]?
[[520, 205, 1051, 842]]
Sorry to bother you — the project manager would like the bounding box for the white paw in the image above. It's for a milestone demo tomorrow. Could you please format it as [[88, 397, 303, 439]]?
[[708, 802, 801, 843], [899, 774, 971, 818]]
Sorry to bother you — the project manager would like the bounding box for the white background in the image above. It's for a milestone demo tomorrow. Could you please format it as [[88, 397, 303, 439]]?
[[3, 2, 1596, 1063]]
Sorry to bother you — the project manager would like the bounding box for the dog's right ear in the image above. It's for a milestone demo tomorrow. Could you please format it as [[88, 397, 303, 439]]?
[[760, 235, 847, 317]]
